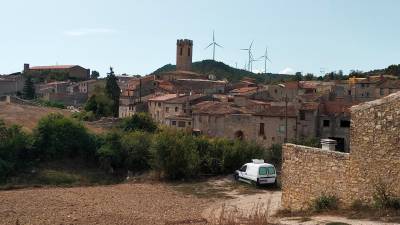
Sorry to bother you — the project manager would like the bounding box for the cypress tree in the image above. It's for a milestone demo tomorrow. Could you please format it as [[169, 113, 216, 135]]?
[[22, 76, 35, 100], [105, 67, 121, 117]]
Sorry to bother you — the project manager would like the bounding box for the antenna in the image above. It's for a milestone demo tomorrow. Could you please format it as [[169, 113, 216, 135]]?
[[205, 30, 222, 61]]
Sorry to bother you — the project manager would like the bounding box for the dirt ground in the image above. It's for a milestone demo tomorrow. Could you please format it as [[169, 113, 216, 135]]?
[[1, 177, 397, 225], [0, 102, 104, 133], [0, 183, 209, 225]]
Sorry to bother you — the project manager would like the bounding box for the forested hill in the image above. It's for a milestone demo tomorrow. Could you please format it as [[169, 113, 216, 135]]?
[[153, 60, 293, 83]]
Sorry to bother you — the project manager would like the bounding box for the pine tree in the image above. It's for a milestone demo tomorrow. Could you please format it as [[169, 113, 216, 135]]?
[[22, 76, 35, 100], [105, 67, 120, 117]]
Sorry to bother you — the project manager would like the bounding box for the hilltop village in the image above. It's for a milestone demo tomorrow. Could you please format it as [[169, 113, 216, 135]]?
[[1, 39, 400, 153]]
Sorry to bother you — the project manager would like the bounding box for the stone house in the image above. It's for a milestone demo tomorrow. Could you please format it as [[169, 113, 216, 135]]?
[[192, 101, 298, 147], [0, 74, 25, 95], [148, 94, 179, 124], [282, 91, 400, 210], [24, 64, 90, 81]]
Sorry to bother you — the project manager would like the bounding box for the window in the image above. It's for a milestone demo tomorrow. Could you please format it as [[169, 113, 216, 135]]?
[[259, 123, 265, 136], [340, 120, 350, 127], [158, 102, 161, 107], [259, 167, 276, 175], [240, 165, 247, 172], [380, 88, 384, 96], [366, 92, 369, 97], [166, 107, 169, 112], [183, 109, 186, 113], [175, 107, 178, 112], [323, 120, 330, 127], [274, 89, 277, 94], [178, 121, 185, 127], [299, 111, 306, 120], [180, 47, 183, 56], [188, 47, 191, 56], [171, 121, 176, 126], [348, 90, 351, 95], [188, 122, 191, 126]]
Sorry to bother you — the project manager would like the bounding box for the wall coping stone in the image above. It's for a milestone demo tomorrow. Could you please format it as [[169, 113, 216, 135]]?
[[284, 143, 350, 158]]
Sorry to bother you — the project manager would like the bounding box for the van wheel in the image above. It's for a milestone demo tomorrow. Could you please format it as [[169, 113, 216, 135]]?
[[234, 173, 239, 180]]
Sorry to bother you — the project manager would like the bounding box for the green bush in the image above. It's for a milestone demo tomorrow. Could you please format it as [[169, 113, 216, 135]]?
[[121, 131, 152, 171], [0, 121, 33, 181], [151, 129, 200, 179], [221, 140, 264, 173], [33, 113, 97, 161], [264, 144, 282, 168], [72, 111, 96, 121], [36, 99, 65, 109], [119, 113, 157, 133], [313, 194, 339, 212], [96, 131, 124, 172]]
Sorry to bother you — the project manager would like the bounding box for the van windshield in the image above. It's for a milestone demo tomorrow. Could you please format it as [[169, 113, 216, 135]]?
[[259, 167, 275, 175]]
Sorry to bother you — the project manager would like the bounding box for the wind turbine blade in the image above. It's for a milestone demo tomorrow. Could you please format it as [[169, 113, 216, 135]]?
[[213, 30, 215, 42], [205, 43, 213, 49], [215, 43, 223, 48], [240, 48, 249, 51], [250, 40, 254, 49]]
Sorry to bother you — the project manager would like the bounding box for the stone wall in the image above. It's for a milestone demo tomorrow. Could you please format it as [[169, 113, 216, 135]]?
[[281, 144, 350, 210], [282, 91, 400, 210]]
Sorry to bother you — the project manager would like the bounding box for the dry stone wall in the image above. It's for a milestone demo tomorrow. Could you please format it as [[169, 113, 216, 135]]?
[[282, 91, 400, 211]]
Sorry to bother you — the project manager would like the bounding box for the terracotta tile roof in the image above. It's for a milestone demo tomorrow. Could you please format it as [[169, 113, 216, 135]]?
[[148, 94, 180, 102], [320, 100, 359, 116], [283, 81, 299, 89], [165, 94, 206, 104], [254, 105, 297, 117], [29, 65, 78, 70], [300, 102, 319, 111], [192, 101, 252, 115], [299, 81, 318, 89], [230, 86, 258, 94]]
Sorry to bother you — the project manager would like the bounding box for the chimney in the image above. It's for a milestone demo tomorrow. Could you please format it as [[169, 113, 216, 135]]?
[[320, 139, 337, 151], [23, 63, 30, 72]]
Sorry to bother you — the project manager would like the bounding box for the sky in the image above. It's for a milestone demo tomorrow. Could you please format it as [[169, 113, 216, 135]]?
[[1, 0, 399, 76]]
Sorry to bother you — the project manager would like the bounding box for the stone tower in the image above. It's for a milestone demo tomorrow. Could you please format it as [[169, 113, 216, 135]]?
[[176, 39, 193, 71]]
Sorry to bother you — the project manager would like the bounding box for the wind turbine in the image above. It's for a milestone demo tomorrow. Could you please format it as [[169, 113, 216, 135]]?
[[250, 52, 259, 72], [205, 30, 222, 61], [259, 47, 271, 74], [240, 41, 254, 71]]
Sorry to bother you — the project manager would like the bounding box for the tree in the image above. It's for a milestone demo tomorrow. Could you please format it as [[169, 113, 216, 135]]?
[[84, 86, 114, 118], [294, 72, 303, 81], [105, 67, 121, 117], [119, 113, 157, 133], [91, 70, 100, 79], [22, 76, 35, 100], [304, 73, 314, 81]]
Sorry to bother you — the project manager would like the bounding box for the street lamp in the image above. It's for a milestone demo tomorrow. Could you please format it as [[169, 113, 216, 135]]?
[[278, 84, 288, 142]]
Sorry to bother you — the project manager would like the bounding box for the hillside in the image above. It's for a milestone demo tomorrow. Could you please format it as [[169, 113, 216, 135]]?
[[0, 102, 104, 133], [153, 60, 293, 83]]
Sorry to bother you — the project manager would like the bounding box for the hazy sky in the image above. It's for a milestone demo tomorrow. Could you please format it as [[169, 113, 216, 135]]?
[[1, 0, 399, 76]]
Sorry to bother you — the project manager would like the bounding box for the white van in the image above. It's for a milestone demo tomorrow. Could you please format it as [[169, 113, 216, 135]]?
[[234, 159, 277, 186]]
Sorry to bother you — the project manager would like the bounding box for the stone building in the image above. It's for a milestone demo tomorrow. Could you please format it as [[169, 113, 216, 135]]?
[[281, 91, 400, 210], [192, 101, 298, 147], [0, 74, 25, 95], [24, 64, 90, 81], [176, 39, 193, 71]]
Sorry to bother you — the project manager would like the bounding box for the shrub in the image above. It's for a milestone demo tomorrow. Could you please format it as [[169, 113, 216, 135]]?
[[121, 131, 152, 172], [119, 113, 157, 133], [33, 113, 97, 161], [222, 140, 264, 173], [96, 131, 124, 172], [72, 111, 96, 121], [373, 181, 400, 210], [0, 121, 33, 181], [151, 129, 200, 179], [264, 144, 282, 168], [313, 194, 338, 212], [36, 99, 65, 109]]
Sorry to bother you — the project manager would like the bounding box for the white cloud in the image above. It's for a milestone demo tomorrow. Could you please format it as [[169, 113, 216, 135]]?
[[279, 67, 294, 75], [63, 28, 116, 37]]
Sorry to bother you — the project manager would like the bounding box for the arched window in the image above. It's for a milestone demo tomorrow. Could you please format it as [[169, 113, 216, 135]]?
[[188, 47, 191, 56], [180, 47, 183, 56]]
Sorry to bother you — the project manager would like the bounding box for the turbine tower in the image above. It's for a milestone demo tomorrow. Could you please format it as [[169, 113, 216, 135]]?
[[259, 47, 271, 74], [205, 30, 222, 61], [241, 41, 254, 71]]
